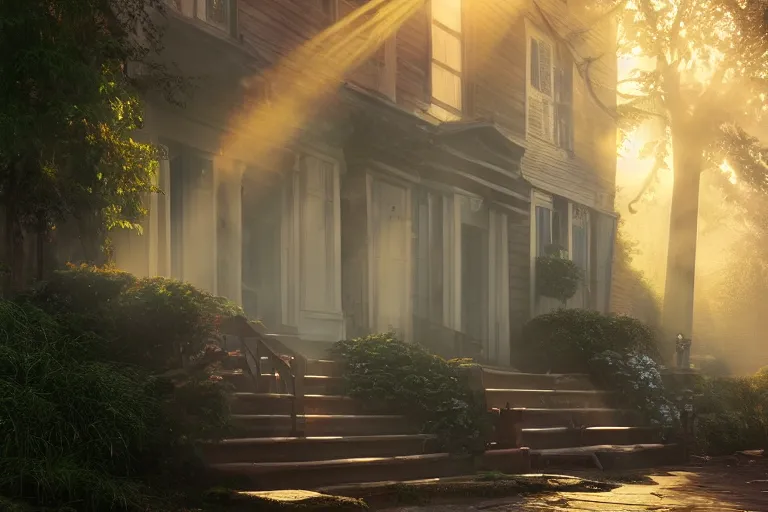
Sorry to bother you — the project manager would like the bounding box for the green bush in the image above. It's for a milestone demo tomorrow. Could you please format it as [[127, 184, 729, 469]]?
[[589, 350, 678, 429], [694, 372, 768, 456], [25, 264, 243, 371], [332, 333, 488, 453], [517, 309, 659, 373], [0, 301, 148, 510], [1, 266, 241, 511]]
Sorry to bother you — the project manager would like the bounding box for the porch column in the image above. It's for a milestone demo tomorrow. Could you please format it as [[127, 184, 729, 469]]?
[[214, 157, 243, 304]]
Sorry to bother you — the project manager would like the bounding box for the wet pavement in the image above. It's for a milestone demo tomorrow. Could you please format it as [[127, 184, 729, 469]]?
[[380, 460, 768, 511]]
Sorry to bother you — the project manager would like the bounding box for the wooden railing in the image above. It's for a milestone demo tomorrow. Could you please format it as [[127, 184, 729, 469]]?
[[219, 316, 306, 437]]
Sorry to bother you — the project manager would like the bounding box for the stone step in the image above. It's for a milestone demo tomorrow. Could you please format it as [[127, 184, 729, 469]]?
[[201, 434, 439, 464], [485, 388, 614, 409], [509, 407, 645, 429], [219, 370, 345, 394], [231, 414, 419, 437], [231, 393, 361, 416], [531, 443, 685, 471], [306, 359, 343, 377], [520, 426, 662, 450], [209, 452, 477, 490], [482, 369, 594, 391]]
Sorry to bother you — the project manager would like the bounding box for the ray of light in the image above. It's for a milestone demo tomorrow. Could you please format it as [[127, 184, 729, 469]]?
[[219, 0, 425, 174]]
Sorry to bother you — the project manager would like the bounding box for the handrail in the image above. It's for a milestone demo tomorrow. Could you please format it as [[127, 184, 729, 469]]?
[[219, 316, 306, 437]]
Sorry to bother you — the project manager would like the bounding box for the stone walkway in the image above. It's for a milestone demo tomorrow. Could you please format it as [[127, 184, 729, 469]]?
[[380, 460, 768, 511]]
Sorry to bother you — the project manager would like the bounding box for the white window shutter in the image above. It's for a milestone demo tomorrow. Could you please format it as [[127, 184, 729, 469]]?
[[538, 40, 553, 96], [528, 95, 543, 137], [530, 38, 540, 90], [541, 99, 552, 141]]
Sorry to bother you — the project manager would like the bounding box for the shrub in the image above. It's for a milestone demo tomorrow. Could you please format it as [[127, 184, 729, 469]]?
[[1, 266, 239, 511], [332, 333, 488, 453], [693, 372, 768, 456], [0, 301, 149, 510], [24, 264, 243, 371], [517, 309, 659, 373], [589, 350, 679, 429]]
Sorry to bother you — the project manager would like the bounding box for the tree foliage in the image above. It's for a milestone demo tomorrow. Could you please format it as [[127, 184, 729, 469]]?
[[0, 0, 176, 286], [604, 0, 768, 197]]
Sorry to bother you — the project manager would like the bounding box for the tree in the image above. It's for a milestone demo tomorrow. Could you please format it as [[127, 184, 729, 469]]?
[[0, 0, 174, 291], [591, 0, 768, 337], [700, 128, 768, 372]]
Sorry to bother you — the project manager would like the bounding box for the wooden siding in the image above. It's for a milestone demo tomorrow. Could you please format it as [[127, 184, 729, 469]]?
[[233, 0, 616, 214], [465, 0, 617, 211], [237, 1, 328, 63], [236, 0, 430, 109]]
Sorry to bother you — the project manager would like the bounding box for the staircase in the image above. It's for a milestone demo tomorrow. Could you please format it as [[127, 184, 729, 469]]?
[[205, 319, 681, 490], [482, 366, 683, 470], [204, 319, 528, 490]]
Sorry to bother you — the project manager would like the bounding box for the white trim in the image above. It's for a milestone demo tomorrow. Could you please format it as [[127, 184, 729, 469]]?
[[524, 18, 556, 142], [366, 172, 375, 330], [529, 190, 554, 315], [567, 201, 574, 258], [487, 209, 510, 365], [451, 193, 463, 331], [156, 145, 172, 277]]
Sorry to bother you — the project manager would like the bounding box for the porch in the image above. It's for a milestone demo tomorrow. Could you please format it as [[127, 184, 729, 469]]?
[[113, 84, 531, 366]]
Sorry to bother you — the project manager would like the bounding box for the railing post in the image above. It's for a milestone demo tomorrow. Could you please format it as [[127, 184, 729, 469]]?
[[292, 355, 306, 438]]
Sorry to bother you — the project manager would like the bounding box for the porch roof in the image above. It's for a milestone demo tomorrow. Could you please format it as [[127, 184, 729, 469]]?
[[339, 84, 531, 214]]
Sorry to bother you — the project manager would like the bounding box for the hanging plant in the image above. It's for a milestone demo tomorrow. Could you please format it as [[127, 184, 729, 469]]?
[[536, 244, 582, 303]]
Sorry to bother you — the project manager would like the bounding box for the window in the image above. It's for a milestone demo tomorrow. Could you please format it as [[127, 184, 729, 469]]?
[[169, 0, 234, 33], [535, 203, 552, 257], [195, 0, 234, 33], [527, 34, 555, 141], [431, 0, 463, 118], [206, 0, 229, 27]]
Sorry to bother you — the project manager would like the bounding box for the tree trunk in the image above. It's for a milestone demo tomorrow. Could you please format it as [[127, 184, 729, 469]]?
[[662, 131, 704, 344], [4, 205, 25, 295], [77, 214, 107, 266], [36, 215, 46, 281]]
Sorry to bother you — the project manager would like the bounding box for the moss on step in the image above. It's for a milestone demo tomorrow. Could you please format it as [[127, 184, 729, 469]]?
[[202, 488, 368, 511], [322, 473, 620, 506]]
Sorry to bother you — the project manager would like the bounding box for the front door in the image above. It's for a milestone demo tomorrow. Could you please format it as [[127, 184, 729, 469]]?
[[371, 178, 411, 339]]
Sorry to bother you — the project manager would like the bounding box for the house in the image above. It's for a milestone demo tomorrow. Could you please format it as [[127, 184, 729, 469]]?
[[114, 0, 618, 366]]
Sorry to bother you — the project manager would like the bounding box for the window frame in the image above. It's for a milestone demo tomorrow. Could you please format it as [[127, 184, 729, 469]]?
[[429, 0, 464, 119], [200, 0, 234, 33], [525, 21, 556, 143], [553, 45, 575, 152]]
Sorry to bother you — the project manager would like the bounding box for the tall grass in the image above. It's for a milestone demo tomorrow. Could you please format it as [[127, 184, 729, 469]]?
[[0, 301, 152, 509], [0, 265, 240, 510]]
